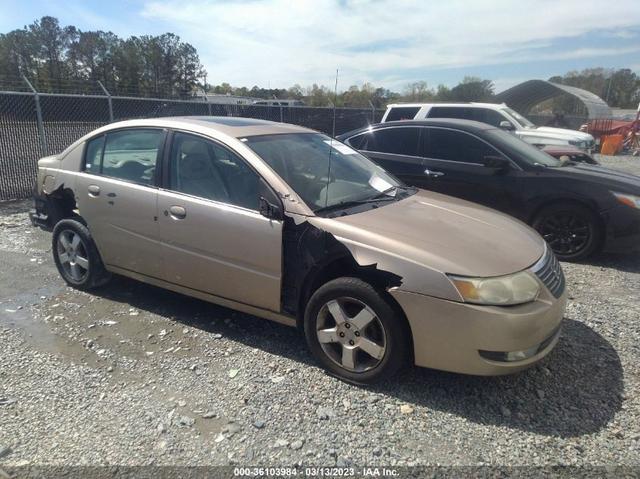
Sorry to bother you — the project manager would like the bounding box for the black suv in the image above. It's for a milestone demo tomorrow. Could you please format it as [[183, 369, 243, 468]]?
[[338, 119, 640, 260]]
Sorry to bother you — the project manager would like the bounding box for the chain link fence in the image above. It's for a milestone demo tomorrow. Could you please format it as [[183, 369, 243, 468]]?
[[0, 85, 383, 200]]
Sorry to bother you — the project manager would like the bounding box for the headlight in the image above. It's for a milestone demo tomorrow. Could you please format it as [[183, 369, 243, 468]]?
[[448, 271, 540, 306], [612, 192, 640, 209]]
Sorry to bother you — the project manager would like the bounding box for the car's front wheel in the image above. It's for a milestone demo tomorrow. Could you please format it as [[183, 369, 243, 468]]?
[[304, 277, 409, 384], [52, 219, 111, 290]]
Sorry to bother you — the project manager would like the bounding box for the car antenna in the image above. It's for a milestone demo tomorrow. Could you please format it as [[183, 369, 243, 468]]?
[[324, 68, 339, 208]]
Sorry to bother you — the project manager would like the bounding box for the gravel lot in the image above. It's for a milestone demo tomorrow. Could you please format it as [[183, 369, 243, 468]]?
[[0, 154, 639, 470]]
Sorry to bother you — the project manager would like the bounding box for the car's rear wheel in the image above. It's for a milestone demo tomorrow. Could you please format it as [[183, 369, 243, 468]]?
[[304, 277, 409, 384], [52, 219, 111, 290], [532, 203, 601, 261]]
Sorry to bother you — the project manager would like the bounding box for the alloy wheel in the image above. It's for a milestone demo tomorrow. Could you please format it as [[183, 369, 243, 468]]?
[[316, 297, 387, 372], [56, 229, 90, 282], [539, 212, 591, 256]]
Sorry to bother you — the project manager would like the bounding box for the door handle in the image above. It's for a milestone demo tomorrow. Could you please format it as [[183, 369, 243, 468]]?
[[87, 185, 100, 196], [167, 205, 187, 220], [424, 168, 444, 178]]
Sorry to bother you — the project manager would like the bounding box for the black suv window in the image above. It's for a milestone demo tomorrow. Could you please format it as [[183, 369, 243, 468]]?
[[385, 107, 420, 121], [169, 132, 259, 210], [84, 129, 163, 185], [352, 127, 421, 156], [423, 128, 498, 164]]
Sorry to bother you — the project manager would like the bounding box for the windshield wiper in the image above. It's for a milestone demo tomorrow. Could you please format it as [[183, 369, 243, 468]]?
[[315, 195, 398, 214]]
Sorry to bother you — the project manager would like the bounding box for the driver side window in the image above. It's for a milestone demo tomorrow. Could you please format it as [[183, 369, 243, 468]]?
[[169, 132, 260, 210]]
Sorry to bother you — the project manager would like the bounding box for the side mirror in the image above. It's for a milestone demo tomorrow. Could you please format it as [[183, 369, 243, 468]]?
[[499, 120, 515, 131], [259, 196, 283, 220], [483, 155, 510, 172]]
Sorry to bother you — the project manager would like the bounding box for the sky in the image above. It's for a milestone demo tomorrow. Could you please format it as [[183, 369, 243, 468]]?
[[2, 0, 640, 93]]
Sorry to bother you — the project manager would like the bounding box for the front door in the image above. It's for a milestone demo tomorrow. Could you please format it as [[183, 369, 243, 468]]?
[[418, 127, 520, 216], [157, 131, 283, 312], [75, 128, 165, 279]]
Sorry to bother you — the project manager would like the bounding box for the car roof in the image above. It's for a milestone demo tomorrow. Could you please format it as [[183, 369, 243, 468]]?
[[97, 116, 315, 138], [385, 102, 506, 109], [338, 118, 497, 139]]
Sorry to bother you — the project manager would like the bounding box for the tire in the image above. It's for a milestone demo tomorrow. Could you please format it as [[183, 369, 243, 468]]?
[[304, 277, 410, 385], [52, 219, 111, 290], [532, 203, 602, 261]]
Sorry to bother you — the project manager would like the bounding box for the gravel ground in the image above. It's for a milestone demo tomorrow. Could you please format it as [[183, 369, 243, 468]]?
[[0, 154, 639, 470]]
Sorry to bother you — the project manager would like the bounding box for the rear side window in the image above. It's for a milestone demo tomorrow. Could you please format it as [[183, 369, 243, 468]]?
[[385, 107, 420, 121], [423, 128, 498, 164], [84, 136, 104, 172], [352, 128, 421, 156], [101, 129, 163, 185]]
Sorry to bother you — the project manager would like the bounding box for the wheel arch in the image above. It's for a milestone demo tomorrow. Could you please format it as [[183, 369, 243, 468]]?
[[528, 197, 606, 255], [42, 185, 80, 227], [297, 255, 415, 361], [527, 196, 603, 226]]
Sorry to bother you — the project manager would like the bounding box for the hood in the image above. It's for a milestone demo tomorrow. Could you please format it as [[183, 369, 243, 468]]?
[[309, 190, 545, 279], [516, 129, 586, 143], [535, 126, 593, 141], [553, 163, 640, 192]]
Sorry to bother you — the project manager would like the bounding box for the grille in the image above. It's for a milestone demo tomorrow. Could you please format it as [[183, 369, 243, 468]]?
[[531, 247, 565, 298]]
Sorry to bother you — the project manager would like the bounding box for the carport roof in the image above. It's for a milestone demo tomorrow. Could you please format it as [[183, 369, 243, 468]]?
[[494, 80, 612, 119]]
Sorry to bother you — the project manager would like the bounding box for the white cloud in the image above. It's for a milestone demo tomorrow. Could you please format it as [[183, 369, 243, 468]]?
[[140, 0, 640, 88]]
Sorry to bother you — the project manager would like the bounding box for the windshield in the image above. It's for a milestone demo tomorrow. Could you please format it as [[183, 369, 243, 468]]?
[[242, 133, 403, 212], [501, 106, 536, 129], [486, 129, 561, 167]]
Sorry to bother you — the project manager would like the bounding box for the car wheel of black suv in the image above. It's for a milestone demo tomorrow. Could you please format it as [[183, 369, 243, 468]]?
[[304, 277, 410, 385], [532, 203, 602, 261], [52, 219, 111, 290]]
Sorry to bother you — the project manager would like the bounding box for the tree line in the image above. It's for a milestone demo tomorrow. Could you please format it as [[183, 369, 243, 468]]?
[[206, 77, 495, 108], [1, 16, 639, 109], [549, 68, 640, 110], [0, 16, 204, 98]]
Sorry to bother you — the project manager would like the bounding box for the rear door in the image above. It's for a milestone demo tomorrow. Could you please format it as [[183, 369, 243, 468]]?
[[419, 127, 521, 215], [157, 131, 282, 312], [75, 128, 165, 278], [346, 127, 425, 185]]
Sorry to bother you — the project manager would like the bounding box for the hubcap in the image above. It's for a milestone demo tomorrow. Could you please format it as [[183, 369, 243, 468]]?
[[57, 230, 89, 282], [539, 213, 590, 256], [316, 297, 386, 373]]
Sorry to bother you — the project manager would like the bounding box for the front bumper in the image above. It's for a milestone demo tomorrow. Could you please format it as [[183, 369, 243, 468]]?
[[601, 204, 640, 254], [390, 287, 567, 376]]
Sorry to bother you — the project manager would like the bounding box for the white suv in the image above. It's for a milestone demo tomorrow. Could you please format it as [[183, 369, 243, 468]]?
[[381, 102, 595, 152]]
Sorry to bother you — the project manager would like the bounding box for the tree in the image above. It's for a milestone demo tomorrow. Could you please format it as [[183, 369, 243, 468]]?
[[0, 16, 206, 97], [403, 81, 434, 102], [307, 84, 333, 106], [434, 84, 452, 101], [549, 68, 640, 108], [28, 16, 76, 88], [448, 76, 494, 102]]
